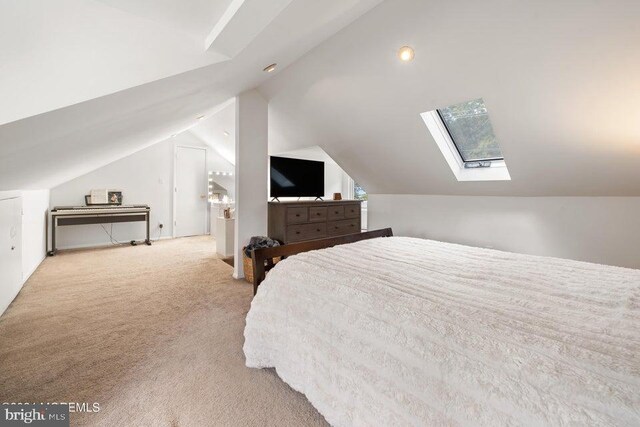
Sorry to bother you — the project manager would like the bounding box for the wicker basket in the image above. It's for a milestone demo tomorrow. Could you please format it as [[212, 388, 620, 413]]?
[[242, 251, 254, 284], [242, 248, 281, 284]]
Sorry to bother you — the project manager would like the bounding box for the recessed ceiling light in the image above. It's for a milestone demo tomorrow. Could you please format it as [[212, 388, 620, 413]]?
[[398, 46, 415, 62], [263, 63, 277, 73], [171, 134, 177, 138], [223, 131, 230, 137], [197, 115, 205, 120]]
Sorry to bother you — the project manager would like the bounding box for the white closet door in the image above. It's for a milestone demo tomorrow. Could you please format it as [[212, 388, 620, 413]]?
[[174, 146, 207, 237], [0, 197, 22, 315]]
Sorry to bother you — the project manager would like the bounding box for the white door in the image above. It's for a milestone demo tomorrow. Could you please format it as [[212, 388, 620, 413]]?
[[0, 197, 22, 315], [175, 146, 207, 237]]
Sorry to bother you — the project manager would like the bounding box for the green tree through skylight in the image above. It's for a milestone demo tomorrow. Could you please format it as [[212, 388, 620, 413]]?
[[438, 98, 503, 162]]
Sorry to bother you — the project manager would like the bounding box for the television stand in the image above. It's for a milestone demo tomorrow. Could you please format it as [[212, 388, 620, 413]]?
[[271, 197, 280, 202], [314, 197, 323, 201], [268, 200, 362, 244]]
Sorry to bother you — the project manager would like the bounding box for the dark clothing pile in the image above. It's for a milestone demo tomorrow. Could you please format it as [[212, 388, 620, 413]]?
[[244, 236, 280, 258]]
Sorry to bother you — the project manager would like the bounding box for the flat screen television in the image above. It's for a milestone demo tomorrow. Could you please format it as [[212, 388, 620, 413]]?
[[270, 156, 324, 198]]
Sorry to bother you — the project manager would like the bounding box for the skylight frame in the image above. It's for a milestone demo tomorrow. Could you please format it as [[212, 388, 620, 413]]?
[[420, 108, 511, 182]]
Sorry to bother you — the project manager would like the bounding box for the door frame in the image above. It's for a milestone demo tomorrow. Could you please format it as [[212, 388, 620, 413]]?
[[173, 144, 208, 238]]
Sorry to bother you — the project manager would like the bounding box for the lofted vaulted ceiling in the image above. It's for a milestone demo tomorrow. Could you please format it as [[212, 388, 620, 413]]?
[[2, 0, 640, 196], [0, 0, 383, 190], [1, 0, 223, 126], [263, 0, 640, 196], [95, 0, 236, 40]]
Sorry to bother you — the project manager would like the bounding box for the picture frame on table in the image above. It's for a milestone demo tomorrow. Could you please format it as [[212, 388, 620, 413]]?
[[108, 191, 123, 205]]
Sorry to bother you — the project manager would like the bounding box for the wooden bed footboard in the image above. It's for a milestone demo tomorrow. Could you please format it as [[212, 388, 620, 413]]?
[[250, 228, 393, 295]]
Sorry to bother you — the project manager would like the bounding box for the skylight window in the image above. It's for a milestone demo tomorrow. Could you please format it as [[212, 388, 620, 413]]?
[[421, 98, 510, 181], [437, 99, 503, 163]]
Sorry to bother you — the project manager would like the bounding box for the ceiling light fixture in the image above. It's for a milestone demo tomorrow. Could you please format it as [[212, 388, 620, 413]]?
[[171, 134, 177, 138], [263, 63, 277, 73], [197, 115, 206, 120], [398, 46, 415, 62], [223, 131, 230, 137]]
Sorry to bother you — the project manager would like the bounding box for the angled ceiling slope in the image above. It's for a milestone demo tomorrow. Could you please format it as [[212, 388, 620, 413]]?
[[96, 0, 235, 40], [263, 0, 640, 196], [0, 0, 383, 191], [0, 0, 315, 126], [0, 0, 226, 126], [190, 100, 237, 166]]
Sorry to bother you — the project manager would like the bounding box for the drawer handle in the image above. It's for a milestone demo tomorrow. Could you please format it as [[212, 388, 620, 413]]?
[[316, 212, 321, 215], [296, 231, 300, 234], [334, 211, 339, 214], [316, 228, 321, 232], [296, 214, 300, 217], [334, 226, 338, 229]]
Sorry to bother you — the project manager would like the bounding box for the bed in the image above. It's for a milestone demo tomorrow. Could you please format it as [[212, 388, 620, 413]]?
[[243, 232, 640, 426]]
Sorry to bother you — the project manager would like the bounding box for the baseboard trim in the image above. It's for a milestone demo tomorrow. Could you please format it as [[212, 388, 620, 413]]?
[[22, 255, 46, 284], [0, 287, 20, 317], [0, 265, 34, 317]]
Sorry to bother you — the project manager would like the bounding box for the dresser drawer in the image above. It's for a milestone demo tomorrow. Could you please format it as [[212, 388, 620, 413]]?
[[308, 207, 327, 222], [327, 205, 345, 220], [286, 207, 308, 224], [344, 204, 360, 219], [287, 223, 327, 242], [327, 219, 360, 236]]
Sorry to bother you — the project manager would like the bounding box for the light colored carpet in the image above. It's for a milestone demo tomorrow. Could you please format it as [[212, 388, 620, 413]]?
[[0, 236, 328, 427]]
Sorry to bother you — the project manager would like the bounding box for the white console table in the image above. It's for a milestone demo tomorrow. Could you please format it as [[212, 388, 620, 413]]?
[[210, 201, 234, 239], [216, 217, 235, 258]]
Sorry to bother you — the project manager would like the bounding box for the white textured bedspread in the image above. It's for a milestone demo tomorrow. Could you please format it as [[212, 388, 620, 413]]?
[[243, 237, 640, 426]]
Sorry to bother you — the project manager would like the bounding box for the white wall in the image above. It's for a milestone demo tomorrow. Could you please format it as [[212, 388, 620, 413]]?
[[271, 146, 350, 200], [368, 195, 640, 269], [49, 133, 229, 250], [0, 189, 49, 317], [21, 190, 50, 282], [234, 90, 268, 278]]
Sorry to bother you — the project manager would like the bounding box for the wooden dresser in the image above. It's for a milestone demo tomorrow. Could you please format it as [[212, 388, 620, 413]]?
[[268, 200, 362, 244]]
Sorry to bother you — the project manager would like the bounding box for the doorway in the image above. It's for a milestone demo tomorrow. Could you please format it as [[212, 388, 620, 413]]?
[[174, 146, 207, 238]]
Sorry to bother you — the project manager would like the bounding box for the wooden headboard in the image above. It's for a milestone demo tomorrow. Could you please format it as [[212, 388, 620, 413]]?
[[250, 228, 393, 295]]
